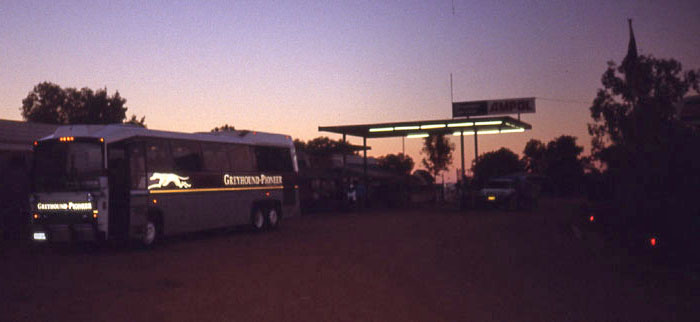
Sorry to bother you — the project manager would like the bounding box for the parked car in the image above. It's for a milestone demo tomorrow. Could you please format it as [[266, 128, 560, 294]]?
[[479, 175, 540, 210]]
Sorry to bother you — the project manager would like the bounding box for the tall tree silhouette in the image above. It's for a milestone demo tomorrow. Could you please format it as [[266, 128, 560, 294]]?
[[589, 20, 698, 156], [588, 19, 700, 222], [421, 134, 454, 180]]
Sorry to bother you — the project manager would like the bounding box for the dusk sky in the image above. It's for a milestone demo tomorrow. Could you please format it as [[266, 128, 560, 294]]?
[[2, 1, 699, 181]]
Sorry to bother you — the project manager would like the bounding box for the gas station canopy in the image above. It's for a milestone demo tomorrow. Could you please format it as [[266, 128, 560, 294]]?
[[319, 115, 531, 139], [317, 99, 535, 210]]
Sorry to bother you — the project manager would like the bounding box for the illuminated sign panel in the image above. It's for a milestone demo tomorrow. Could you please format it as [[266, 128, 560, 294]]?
[[148, 173, 192, 189], [453, 97, 535, 117], [223, 174, 283, 186], [487, 98, 536, 116], [37, 202, 92, 211], [145, 172, 284, 194]]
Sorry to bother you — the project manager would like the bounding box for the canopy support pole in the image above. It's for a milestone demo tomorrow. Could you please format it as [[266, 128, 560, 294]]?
[[363, 136, 368, 209]]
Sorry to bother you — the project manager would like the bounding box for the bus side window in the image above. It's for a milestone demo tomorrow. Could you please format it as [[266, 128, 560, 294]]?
[[228, 144, 255, 172], [201, 143, 228, 172], [254, 147, 269, 171], [129, 142, 146, 190], [171, 140, 202, 172], [278, 148, 293, 172], [255, 147, 292, 172], [146, 140, 174, 173]]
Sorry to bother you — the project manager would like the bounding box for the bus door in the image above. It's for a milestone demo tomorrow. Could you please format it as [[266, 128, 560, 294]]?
[[107, 143, 130, 239], [282, 172, 298, 206]]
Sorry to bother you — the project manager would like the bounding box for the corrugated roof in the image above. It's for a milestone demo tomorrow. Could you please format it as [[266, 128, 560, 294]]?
[[0, 119, 59, 151]]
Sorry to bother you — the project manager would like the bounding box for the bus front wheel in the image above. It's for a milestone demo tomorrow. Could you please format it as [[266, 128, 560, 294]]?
[[266, 207, 280, 230], [142, 219, 158, 247]]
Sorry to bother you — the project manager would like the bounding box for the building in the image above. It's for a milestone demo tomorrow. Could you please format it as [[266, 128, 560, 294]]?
[[677, 95, 700, 128], [0, 119, 59, 239], [0, 119, 58, 167]]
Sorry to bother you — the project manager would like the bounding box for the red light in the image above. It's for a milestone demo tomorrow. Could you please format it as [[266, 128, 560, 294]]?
[[152, 199, 157, 204], [589, 215, 595, 222], [33, 141, 38, 146], [265, 192, 270, 197], [93, 213, 98, 219], [33, 213, 39, 219], [650, 237, 656, 247]]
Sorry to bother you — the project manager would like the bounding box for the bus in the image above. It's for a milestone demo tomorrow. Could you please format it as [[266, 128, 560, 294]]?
[[29, 124, 299, 246]]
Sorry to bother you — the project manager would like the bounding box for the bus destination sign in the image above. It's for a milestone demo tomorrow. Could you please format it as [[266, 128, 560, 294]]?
[[452, 97, 535, 117], [223, 174, 283, 186]]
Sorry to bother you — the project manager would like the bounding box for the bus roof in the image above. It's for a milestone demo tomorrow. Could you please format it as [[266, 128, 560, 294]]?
[[40, 124, 294, 148]]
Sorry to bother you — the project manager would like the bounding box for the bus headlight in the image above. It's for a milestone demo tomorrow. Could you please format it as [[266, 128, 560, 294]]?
[[33, 232, 47, 241]]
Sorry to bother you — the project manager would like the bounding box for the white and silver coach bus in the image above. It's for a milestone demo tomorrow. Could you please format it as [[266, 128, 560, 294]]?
[[29, 124, 299, 246]]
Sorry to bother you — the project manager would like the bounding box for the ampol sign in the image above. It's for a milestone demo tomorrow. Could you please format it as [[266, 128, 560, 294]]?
[[453, 97, 535, 117]]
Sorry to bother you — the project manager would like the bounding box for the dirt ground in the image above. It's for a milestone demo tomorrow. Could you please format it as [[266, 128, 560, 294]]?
[[1, 198, 698, 321]]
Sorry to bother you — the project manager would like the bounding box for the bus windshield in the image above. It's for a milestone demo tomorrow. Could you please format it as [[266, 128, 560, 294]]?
[[33, 141, 103, 192]]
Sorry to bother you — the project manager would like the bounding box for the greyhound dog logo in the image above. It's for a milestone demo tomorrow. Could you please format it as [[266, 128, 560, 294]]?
[[148, 172, 192, 189]]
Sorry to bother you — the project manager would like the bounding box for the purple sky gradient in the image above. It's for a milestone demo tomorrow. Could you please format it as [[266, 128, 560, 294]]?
[[2, 1, 699, 181]]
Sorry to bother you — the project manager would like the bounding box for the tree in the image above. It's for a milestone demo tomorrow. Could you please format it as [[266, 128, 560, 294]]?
[[298, 136, 358, 156], [471, 148, 524, 187], [521, 136, 586, 195], [589, 56, 698, 157], [20, 82, 142, 125], [544, 135, 584, 196], [412, 169, 435, 185], [522, 139, 546, 173], [420, 134, 454, 179], [21, 82, 64, 123], [293, 139, 306, 152], [125, 114, 147, 128], [211, 124, 235, 132], [378, 153, 414, 175]]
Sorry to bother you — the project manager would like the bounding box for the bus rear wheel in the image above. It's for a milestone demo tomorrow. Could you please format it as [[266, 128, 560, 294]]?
[[266, 207, 281, 230], [251, 208, 265, 232]]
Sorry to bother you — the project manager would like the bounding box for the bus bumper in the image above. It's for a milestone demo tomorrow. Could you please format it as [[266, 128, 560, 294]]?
[[32, 224, 105, 242]]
